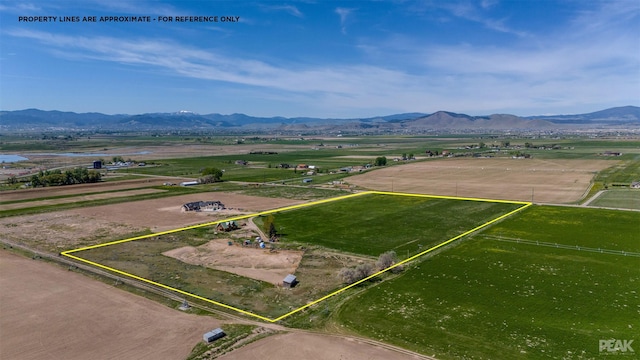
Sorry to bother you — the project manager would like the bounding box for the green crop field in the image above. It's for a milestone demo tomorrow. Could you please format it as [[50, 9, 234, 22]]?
[[589, 189, 640, 210], [335, 205, 640, 359], [270, 193, 523, 257]]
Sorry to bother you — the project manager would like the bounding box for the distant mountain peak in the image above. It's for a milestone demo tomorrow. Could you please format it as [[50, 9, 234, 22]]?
[[0, 106, 637, 132]]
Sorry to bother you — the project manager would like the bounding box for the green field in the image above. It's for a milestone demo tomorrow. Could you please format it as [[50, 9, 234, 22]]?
[[589, 189, 640, 210], [272, 194, 522, 257], [335, 205, 640, 359]]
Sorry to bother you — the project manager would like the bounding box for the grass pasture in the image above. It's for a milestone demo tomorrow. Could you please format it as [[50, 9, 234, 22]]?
[[336, 205, 640, 359], [271, 193, 523, 258], [65, 192, 525, 321], [589, 189, 640, 210]]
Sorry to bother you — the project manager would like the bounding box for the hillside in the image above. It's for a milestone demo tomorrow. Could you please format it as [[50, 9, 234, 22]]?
[[0, 106, 637, 132]]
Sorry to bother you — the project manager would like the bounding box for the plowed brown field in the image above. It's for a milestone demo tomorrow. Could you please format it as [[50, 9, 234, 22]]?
[[347, 158, 612, 203], [0, 250, 218, 360]]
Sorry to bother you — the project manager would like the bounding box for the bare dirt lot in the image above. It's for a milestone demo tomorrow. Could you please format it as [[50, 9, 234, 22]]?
[[0, 250, 218, 360], [347, 158, 613, 203], [0, 192, 304, 252], [1, 188, 166, 210], [217, 332, 422, 360], [0, 212, 143, 252], [68, 192, 304, 232], [0, 177, 184, 202], [163, 239, 303, 285]]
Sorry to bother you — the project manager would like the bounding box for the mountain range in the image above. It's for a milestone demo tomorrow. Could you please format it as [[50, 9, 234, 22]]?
[[0, 106, 638, 133]]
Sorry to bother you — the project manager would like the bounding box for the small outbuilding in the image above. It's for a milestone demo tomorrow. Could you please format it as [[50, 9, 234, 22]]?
[[203, 328, 226, 343], [93, 160, 102, 169], [283, 274, 298, 288], [216, 221, 239, 232], [180, 181, 199, 186]]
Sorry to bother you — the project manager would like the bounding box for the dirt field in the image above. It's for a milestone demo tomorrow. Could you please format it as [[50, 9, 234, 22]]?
[[347, 158, 613, 203], [0, 250, 218, 360], [0, 177, 185, 202], [68, 192, 304, 232], [1, 188, 166, 210], [0, 192, 304, 252], [0, 212, 144, 252], [217, 332, 423, 360], [163, 239, 303, 285]]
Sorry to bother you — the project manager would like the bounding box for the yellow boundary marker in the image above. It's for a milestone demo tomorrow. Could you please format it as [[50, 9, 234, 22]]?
[[61, 191, 531, 322]]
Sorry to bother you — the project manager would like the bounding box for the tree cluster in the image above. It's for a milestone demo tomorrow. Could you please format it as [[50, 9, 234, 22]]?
[[30, 167, 101, 187], [262, 214, 278, 239], [199, 167, 223, 183], [338, 251, 402, 284], [374, 156, 387, 166], [338, 263, 374, 284]]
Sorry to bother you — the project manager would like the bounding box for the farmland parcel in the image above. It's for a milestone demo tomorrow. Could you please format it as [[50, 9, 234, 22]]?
[[63, 192, 526, 321], [336, 205, 640, 359]]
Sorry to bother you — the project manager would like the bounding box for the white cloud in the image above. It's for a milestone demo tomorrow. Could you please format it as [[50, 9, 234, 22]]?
[[5, 0, 639, 118], [262, 5, 304, 18], [481, 0, 499, 9], [0, 2, 42, 12], [442, 2, 528, 37], [335, 7, 354, 34]]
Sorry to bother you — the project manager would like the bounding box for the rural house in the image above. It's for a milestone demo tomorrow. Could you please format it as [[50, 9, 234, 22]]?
[[181, 201, 225, 212], [216, 221, 239, 232]]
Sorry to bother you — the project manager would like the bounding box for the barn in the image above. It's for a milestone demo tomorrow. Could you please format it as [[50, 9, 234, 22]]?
[[203, 328, 225, 343], [283, 274, 298, 288]]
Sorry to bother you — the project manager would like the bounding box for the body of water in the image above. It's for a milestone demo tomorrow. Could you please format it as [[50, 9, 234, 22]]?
[[31, 151, 151, 157], [0, 155, 29, 163]]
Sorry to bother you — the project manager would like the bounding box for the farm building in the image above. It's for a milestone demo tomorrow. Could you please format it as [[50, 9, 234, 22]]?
[[203, 328, 225, 343], [93, 160, 102, 169], [216, 221, 239, 232], [283, 274, 298, 288], [180, 181, 199, 186], [182, 201, 225, 212]]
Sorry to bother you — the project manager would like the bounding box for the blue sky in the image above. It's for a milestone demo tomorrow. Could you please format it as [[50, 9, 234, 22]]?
[[1, 0, 638, 117]]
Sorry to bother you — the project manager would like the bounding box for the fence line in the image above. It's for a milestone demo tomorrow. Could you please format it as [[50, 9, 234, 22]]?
[[484, 235, 640, 257]]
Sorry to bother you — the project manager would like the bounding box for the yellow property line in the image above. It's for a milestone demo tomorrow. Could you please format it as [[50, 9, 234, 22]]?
[[61, 191, 531, 323]]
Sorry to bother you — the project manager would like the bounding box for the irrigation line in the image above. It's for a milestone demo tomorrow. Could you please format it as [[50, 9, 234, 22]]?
[[485, 235, 640, 257]]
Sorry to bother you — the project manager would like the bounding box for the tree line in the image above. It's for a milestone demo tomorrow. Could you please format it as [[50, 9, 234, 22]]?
[[29, 167, 102, 187]]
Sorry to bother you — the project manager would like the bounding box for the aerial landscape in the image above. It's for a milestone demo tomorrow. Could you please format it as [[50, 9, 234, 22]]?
[[1, 1, 639, 360]]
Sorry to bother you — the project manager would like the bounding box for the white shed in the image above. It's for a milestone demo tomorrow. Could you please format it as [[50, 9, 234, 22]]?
[[180, 181, 199, 186]]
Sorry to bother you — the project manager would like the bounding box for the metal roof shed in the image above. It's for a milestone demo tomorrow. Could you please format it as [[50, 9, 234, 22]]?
[[203, 328, 226, 343], [283, 274, 298, 288]]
